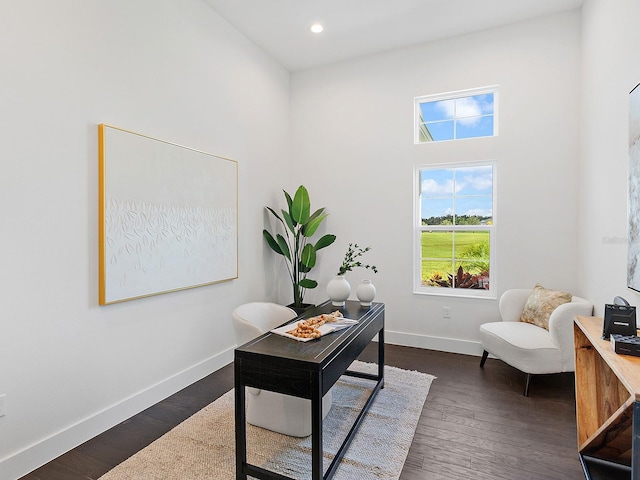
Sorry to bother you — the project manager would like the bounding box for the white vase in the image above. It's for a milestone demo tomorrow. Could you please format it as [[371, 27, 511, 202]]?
[[356, 279, 376, 307], [327, 275, 351, 306]]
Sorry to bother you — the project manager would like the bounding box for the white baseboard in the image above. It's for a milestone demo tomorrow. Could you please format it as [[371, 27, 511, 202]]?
[[384, 330, 484, 356], [1, 348, 235, 480]]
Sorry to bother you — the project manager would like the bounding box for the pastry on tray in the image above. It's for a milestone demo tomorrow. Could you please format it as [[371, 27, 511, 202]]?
[[270, 311, 358, 342]]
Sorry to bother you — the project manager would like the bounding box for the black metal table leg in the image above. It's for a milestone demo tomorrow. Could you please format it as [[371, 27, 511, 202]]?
[[235, 361, 247, 480], [633, 401, 640, 480], [378, 327, 385, 388], [311, 373, 323, 480]]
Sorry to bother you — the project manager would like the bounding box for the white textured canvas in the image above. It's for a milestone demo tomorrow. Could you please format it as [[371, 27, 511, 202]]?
[[99, 125, 238, 304]]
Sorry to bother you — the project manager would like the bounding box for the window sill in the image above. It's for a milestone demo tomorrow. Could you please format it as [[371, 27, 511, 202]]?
[[413, 288, 497, 300]]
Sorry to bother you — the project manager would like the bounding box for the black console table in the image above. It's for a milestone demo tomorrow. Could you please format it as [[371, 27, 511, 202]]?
[[234, 300, 385, 480]]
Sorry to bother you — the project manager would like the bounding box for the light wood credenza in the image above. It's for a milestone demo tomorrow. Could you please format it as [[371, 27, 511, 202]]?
[[574, 315, 640, 480]]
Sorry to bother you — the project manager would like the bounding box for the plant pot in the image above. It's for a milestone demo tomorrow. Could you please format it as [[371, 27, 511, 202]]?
[[287, 303, 314, 316], [326, 275, 351, 306]]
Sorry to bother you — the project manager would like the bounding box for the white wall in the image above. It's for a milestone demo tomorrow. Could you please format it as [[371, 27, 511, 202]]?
[[290, 12, 583, 354], [0, 2, 290, 478], [579, 0, 640, 314]]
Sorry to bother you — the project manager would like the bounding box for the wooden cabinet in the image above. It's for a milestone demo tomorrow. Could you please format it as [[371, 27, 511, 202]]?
[[574, 316, 640, 479]]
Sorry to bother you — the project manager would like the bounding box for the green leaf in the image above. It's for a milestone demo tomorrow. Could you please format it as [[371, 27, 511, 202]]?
[[263, 230, 283, 255], [307, 207, 325, 223], [276, 234, 290, 261], [291, 186, 311, 225], [282, 209, 295, 233], [265, 206, 283, 223], [300, 243, 316, 268], [284, 190, 293, 213], [315, 234, 336, 250], [304, 213, 328, 237], [299, 278, 318, 289]]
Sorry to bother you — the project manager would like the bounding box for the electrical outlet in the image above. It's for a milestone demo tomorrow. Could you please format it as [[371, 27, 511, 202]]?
[[443, 307, 451, 318], [0, 394, 6, 417]]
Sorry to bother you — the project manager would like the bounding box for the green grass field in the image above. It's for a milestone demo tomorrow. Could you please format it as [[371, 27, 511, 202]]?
[[421, 230, 489, 284]]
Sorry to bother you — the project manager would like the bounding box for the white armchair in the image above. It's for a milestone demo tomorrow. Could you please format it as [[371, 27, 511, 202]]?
[[232, 302, 333, 437], [479, 288, 593, 396]]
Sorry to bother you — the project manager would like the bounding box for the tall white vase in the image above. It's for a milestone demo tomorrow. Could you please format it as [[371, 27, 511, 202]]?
[[327, 275, 351, 306], [356, 279, 376, 307]]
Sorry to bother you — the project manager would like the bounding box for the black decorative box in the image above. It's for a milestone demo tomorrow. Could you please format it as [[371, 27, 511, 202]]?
[[610, 334, 640, 357]]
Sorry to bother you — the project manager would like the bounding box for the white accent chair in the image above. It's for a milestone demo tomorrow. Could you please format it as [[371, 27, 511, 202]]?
[[479, 289, 593, 396], [232, 302, 333, 437]]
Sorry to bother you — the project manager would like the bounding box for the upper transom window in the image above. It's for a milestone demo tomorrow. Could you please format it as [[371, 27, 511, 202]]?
[[414, 86, 498, 143]]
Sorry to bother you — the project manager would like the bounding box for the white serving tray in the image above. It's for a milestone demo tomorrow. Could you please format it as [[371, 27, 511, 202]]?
[[270, 319, 359, 342]]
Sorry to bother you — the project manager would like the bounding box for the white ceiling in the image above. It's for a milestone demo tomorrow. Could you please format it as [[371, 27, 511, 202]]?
[[203, 0, 584, 72]]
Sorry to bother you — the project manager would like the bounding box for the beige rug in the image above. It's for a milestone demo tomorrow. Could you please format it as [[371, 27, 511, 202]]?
[[99, 361, 435, 480]]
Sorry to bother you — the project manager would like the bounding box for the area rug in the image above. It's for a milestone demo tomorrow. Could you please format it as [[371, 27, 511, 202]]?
[[99, 361, 435, 480]]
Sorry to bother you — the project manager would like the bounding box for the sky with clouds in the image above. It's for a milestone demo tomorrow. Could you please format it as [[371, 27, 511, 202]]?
[[420, 165, 493, 220], [419, 93, 494, 141]]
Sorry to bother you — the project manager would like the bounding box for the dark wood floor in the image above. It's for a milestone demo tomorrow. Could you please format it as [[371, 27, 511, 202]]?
[[21, 344, 584, 480]]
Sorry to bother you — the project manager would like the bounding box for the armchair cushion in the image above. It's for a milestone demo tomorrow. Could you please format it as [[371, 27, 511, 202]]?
[[519, 283, 572, 330], [480, 321, 562, 373]]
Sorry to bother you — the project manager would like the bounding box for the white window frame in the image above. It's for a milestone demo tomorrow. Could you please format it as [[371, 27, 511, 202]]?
[[413, 160, 497, 299], [414, 86, 499, 144]]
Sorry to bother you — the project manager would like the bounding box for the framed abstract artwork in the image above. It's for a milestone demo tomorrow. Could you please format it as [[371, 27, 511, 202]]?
[[98, 124, 238, 305], [628, 83, 640, 291]]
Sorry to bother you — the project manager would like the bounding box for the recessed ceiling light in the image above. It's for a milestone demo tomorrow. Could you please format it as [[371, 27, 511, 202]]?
[[310, 24, 324, 34]]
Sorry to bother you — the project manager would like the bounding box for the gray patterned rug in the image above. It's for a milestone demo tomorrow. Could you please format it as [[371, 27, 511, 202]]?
[[99, 361, 435, 480]]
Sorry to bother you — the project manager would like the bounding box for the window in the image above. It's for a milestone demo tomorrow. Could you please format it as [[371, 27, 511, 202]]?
[[415, 86, 498, 143], [414, 162, 495, 298]]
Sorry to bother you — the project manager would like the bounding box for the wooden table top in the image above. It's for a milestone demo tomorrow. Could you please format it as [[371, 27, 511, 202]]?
[[575, 315, 640, 400]]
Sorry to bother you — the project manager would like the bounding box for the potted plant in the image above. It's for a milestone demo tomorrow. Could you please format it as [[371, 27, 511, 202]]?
[[263, 185, 336, 312], [328, 243, 378, 306]]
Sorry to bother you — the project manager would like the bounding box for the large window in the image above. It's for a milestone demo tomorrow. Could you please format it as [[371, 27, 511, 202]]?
[[415, 86, 498, 143], [414, 162, 495, 298]]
